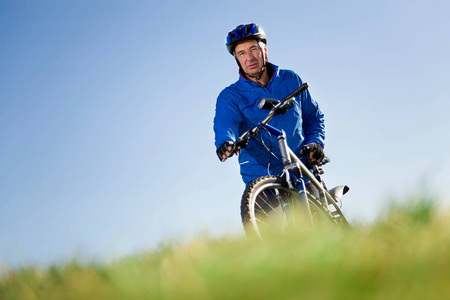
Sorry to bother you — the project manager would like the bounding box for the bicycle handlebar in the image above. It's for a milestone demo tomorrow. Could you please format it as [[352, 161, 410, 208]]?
[[281, 82, 311, 103], [233, 82, 310, 152]]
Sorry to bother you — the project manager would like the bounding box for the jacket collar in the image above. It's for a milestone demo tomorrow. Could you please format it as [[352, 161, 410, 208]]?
[[238, 63, 277, 86]]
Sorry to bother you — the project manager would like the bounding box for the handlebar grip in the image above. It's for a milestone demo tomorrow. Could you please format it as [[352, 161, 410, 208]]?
[[282, 82, 310, 102]]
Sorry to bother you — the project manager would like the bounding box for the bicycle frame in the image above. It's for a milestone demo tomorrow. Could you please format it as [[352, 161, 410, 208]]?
[[257, 121, 349, 227]]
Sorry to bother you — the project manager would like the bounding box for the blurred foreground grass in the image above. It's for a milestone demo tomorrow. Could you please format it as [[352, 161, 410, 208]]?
[[1, 197, 450, 300]]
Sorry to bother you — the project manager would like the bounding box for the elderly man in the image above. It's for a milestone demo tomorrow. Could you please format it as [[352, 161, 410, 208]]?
[[214, 23, 325, 189]]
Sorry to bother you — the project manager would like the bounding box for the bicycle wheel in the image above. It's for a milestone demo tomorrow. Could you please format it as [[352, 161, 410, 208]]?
[[240, 175, 337, 240]]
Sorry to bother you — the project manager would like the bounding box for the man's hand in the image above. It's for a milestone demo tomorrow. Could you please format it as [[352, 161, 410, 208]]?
[[216, 141, 240, 162], [300, 142, 325, 167]]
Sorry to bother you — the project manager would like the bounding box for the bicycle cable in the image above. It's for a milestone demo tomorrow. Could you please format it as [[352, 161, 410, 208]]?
[[254, 128, 283, 175]]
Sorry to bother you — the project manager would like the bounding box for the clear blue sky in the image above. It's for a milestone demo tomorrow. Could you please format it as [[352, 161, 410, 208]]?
[[1, 0, 449, 267]]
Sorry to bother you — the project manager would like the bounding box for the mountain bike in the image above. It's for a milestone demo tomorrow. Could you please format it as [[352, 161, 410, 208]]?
[[232, 83, 350, 240]]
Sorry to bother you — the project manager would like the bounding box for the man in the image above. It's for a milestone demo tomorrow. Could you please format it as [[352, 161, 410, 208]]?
[[214, 23, 325, 189]]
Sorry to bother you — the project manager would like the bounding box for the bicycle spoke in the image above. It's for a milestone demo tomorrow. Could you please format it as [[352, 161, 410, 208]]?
[[259, 190, 281, 213], [254, 217, 270, 228], [254, 200, 270, 217]]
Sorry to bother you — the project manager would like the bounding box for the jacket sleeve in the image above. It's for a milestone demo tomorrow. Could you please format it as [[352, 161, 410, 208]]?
[[298, 79, 325, 149], [213, 89, 243, 149]]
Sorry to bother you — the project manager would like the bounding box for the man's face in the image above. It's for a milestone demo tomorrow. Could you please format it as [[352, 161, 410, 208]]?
[[234, 39, 267, 77]]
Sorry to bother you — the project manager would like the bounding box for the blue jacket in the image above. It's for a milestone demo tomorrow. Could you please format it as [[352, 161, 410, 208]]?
[[214, 63, 325, 185]]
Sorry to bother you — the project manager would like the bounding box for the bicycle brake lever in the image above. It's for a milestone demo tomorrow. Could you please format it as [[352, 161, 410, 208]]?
[[234, 126, 260, 152], [320, 157, 331, 166], [272, 97, 295, 115], [234, 137, 249, 151]]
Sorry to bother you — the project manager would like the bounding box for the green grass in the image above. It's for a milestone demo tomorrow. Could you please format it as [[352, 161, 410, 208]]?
[[2, 197, 450, 300]]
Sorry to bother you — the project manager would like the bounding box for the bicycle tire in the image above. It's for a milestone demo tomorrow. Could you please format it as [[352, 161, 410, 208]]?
[[240, 175, 337, 240]]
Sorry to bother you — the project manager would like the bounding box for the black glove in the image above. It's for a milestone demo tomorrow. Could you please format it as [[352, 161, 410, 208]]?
[[216, 141, 235, 162], [301, 142, 325, 167]]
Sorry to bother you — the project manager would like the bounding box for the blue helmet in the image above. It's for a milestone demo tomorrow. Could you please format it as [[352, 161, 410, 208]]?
[[226, 23, 267, 55]]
